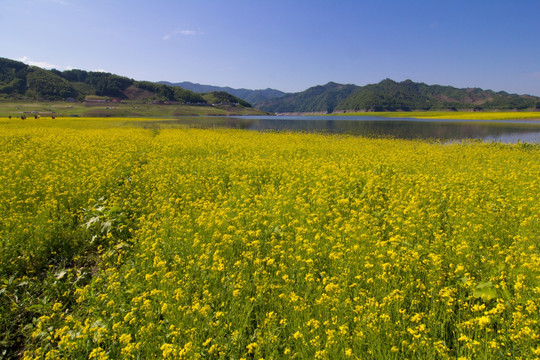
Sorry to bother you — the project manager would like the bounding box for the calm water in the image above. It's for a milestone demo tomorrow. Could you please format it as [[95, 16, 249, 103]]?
[[133, 115, 540, 143]]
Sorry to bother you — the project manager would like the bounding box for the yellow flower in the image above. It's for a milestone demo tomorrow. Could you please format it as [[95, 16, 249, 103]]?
[[246, 342, 257, 354], [88, 347, 108, 360], [161, 343, 174, 358]]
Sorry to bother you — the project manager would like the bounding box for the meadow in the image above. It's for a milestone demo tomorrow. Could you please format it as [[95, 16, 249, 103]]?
[[0, 100, 265, 119], [0, 118, 539, 359]]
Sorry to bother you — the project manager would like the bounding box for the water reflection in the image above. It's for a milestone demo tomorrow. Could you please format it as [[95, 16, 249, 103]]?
[[132, 116, 540, 143]]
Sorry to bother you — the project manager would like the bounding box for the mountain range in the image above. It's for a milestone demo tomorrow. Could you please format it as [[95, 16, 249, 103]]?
[[159, 81, 286, 108], [2, 56, 539, 113], [165, 79, 540, 113]]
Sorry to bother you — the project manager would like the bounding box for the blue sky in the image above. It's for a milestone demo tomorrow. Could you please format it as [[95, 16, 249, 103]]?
[[2, 0, 539, 95]]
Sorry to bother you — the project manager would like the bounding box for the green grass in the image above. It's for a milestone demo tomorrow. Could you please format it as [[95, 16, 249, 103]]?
[[0, 100, 266, 118], [3, 100, 539, 120]]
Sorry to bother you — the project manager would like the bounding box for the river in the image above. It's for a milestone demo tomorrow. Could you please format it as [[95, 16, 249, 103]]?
[[133, 115, 540, 143]]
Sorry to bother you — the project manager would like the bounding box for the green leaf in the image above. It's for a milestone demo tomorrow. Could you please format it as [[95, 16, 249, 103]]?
[[109, 206, 121, 213], [473, 281, 498, 299]]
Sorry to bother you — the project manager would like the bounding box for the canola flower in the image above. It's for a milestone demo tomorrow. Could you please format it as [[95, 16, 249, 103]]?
[[0, 118, 538, 359]]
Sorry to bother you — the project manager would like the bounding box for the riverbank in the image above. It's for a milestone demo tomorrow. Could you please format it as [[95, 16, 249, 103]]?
[[0, 100, 267, 118], [333, 111, 540, 120]]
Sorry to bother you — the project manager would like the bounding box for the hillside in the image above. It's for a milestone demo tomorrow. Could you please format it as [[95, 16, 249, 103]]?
[[161, 81, 286, 107], [0, 57, 251, 109], [259, 79, 540, 113], [257, 82, 360, 113], [201, 91, 252, 107], [335, 79, 540, 112]]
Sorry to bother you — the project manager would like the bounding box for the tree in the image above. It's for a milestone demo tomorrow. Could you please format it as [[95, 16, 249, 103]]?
[[26, 68, 77, 99]]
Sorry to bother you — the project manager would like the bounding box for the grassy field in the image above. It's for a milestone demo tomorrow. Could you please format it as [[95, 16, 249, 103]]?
[[0, 100, 266, 118], [336, 111, 540, 120], [1, 118, 539, 359], [2, 100, 539, 120]]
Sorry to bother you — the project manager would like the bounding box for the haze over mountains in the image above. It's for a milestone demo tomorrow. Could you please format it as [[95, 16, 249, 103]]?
[[2, 57, 539, 113]]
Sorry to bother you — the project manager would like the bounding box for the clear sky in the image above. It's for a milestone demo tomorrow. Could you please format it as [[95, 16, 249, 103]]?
[[2, 0, 539, 95]]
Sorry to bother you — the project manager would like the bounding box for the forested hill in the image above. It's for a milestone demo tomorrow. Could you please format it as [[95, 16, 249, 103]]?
[[0, 57, 251, 107], [257, 82, 360, 113], [160, 81, 286, 107], [259, 79, 540, 113]]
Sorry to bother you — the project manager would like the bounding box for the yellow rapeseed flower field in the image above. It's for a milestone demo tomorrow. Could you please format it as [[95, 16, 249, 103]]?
[[0, 118, 538, 359]]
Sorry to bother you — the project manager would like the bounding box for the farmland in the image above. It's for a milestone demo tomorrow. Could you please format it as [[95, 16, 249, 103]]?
[[1, 118, 539, 359], [0, 100, 266, 119]]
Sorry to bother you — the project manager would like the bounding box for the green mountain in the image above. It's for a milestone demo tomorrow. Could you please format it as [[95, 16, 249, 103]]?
[[335, 79, 539, 112], [160, 81, 286, 107], [0, 57, 251, 108], [257, 82, 360, 113], [201, 91, 252, 107], [259, 79, 540, 113]]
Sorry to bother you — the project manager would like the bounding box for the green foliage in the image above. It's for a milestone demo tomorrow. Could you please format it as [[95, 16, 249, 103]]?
[[135, 81, 177, 100], [61, 69, 90, 83], [0, 58, 28, 82], [84, 73, 133, 98], [259, 82, 359, 113], [134, 81, 207, 103], [173, 86, 208, 104], [483, 95, 536, 110], [202, 91, 252, 107], [0, 78, 26, 95], [59, 70, 133, 98], [26, 67, 77, 100], [0, 58, 29, 96], [71, 82, 96, 99]]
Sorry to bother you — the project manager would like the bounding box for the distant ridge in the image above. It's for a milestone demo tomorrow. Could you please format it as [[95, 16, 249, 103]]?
[[256, 81, 359, 114], [160, 81, 286, 107], [258, 79, 540, 113], [161, 79, 540, 113]]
